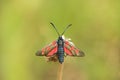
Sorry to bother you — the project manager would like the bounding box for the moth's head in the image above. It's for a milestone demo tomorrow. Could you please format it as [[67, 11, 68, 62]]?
[[59, 35, 67, 40], [58, 36, 63, 40]]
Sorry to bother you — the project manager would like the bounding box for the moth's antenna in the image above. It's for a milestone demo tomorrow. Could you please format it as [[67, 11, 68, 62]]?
[[61, 24, 72, 36], [50, 22, 60, 36]]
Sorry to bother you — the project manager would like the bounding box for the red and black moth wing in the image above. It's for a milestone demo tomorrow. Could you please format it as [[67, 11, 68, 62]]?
[[64, 40, 85, 57], [36, 41, 58, 57]]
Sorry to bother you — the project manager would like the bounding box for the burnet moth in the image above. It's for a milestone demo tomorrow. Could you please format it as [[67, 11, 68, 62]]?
[[36, 23, 85, 64]]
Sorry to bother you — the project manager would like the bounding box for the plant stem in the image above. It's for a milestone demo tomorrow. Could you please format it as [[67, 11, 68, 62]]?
[[57, 63, 64, 80]]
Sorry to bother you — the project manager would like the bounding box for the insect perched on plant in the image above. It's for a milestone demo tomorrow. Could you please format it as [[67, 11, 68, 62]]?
[[36, 23, 85, 64]]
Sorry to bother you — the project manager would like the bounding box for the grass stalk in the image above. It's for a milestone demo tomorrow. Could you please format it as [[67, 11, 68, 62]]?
[[57, 63, 64, 80]]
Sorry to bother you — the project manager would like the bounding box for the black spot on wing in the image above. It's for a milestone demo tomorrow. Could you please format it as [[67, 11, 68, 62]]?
[[36, 50, 43, 56], [78, 51, 85, 57]]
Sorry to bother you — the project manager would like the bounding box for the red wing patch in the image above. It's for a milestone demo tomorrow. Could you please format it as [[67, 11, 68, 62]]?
[[36, 41, 58, 57], [47, 45, 57, 56], [64, 40, 85, 57], [64, 46, 72, 56]]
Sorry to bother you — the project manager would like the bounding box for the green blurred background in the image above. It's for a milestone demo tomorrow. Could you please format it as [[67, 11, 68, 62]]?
[[0, 0, 120, 80]]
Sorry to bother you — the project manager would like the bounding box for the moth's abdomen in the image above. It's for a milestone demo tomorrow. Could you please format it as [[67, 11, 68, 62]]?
[[57, 46, 64, 64]]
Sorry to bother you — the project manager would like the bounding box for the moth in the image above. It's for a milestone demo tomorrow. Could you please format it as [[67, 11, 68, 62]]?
[[36, 23, 85, 64]]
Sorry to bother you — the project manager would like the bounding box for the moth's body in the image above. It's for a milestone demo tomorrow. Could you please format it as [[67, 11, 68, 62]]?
[[57, 37, 64, 63]]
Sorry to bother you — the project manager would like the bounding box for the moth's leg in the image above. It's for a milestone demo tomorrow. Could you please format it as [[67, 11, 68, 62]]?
[[46, 54, 58, 62]]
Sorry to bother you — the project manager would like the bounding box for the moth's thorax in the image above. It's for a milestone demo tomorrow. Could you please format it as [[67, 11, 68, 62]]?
[[57, 36, 64, 46]]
